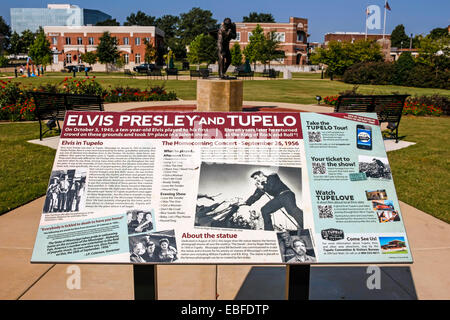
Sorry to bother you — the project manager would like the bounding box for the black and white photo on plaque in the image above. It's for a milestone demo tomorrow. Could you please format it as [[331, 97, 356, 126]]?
[[126, 209, 155, 235], [128, 230, 177, 263], [358, 155, 392, 180], [277, 229, 316, 263], [195, 163, 304, 232], [43, 169, 87, 213]]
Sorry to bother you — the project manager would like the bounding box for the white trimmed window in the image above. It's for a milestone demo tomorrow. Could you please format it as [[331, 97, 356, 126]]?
[[135, 37, 140, 45], [124, 54, 129, 64], [248, 32, 253, 40], [52, 37, 57, 45], [123, 37, 129, 45], [233, 32, 240, 41], [135, 53, 141, 64], [66, 54, 72, 63], [65, 37, 71, 45], [89, 37, 94, 45], [273, 32, 285, 42], [77, 37, 82, 45]]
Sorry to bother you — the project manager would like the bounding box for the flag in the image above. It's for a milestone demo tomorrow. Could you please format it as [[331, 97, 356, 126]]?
[[385, 1, 391, 11]]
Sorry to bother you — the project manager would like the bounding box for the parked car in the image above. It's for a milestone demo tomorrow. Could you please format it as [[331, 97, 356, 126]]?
[[64, 65, 92, 73], [133, 63, 156, 73]]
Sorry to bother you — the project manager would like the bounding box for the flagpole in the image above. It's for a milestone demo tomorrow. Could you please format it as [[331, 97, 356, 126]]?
[[383, 0, 387, 39], [365, 6, 368, 40]]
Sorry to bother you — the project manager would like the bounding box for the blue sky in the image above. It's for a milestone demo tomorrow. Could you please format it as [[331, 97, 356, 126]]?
[[1, 0, 449, 42]]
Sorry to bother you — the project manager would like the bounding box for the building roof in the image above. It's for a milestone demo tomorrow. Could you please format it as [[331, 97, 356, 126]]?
[[44, 25, 165, 37]]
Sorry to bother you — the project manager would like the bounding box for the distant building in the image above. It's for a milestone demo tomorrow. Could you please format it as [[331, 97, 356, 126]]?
[[324, 32, 390, 45], [44, 26, 164, 72], [233, 17, 310, 65], [324, 32, 392, 61], [390, 48, 419, 61], [11, 4, 111, 34]]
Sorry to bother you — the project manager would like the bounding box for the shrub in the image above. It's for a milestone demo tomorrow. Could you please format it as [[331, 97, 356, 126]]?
[[393, 52, 415, 85], [343, 62, 395, 85], [0, 78, 178, 121], [406, 64, 450, 90]]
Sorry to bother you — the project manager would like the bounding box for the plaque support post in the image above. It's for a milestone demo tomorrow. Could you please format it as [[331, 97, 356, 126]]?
[[286, 265, 310, 300], [133, 265, 158, 300]]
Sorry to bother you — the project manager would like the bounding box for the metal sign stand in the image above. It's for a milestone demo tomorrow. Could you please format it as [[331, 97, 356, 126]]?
[[133, 265, 158, 300], [286, 265, 311, 300]]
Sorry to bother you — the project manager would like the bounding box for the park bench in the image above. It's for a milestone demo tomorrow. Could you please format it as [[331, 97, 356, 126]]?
[[334, 94, 410, 143], [31, 92, 104, 140], [233, 66, 254, 79], [262, 68, 279, 79], [165, 68, 179, 80], [146, 69, 164, 79], [190, 69, 210, 79], [124, 69, 135, 78]]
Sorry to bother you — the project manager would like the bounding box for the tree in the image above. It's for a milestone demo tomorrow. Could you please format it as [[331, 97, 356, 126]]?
[[9, 31, 22, 55], [393, 52, 415, 85], [124, 11, 156, 26], [416, 36, 450, 76], [230, 43, 243, 66], [0, 54, 8, 67], [21, 29, 36, 53], [95, 18, 120, 26], [96, 32, 120, 72], [187, 34, 217, 67], [28, 28, 52, 67], [310, 40, 383, 78], [156, 15, 179, 39], [155, 15, 183, 59], [262, 31, 285, 67], [391, 24, 410, 48], [178, 8, 217, 47], [243, 24, 266, 70], [243, 12, 275, 23], [428, 27, 448, 40], [144, 39, 157, 63], [80, 51, 97, 66], [0, 16, 11, 53]]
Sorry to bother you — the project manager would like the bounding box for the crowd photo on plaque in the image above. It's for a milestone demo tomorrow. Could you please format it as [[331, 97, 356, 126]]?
[[358, 155, 392, 180], [128, 230, 178, 263], [195, 163, 304, 232], [127, 209, 155, 235], [276, 229, 316, 263], [43, 169, 87, 213]]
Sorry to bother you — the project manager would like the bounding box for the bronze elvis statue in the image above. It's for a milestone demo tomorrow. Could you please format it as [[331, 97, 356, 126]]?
[[217, 18, 237, 79]]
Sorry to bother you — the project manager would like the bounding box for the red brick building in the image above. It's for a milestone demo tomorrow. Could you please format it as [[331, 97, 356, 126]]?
[[44, 26, 164, 71], [233, 17, 309, 65], [324, 32, 390, 45]]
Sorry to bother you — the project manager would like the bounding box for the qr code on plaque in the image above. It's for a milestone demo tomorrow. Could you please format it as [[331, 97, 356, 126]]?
[[308, 131, 322, 143], [318, 205, 334, 218], [312, 162, 327, 174]]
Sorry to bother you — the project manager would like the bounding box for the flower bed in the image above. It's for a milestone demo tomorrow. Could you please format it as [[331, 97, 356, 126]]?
[[323, 94, 445, 116], [0, 77, 178, 121]]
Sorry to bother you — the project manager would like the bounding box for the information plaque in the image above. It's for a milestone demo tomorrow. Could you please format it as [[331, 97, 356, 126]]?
[[31, 111, 412, 264]]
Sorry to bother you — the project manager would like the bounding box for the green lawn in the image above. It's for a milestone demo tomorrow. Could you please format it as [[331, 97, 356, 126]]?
[[0, 123, 56, 214], [4, 74, 450, 104]]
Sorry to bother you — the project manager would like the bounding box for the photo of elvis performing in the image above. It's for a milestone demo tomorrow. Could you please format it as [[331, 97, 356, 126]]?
[[127, 209, 154, 235], [43, 169, 87, 213], [195, 163, 304, 232], [359, 155, 392, 180], [276, 229, 316, 263], [128, 230, 177, 263]]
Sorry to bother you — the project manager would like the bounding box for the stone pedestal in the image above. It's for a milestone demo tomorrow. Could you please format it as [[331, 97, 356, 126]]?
[[197, 79, 243, 112]]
